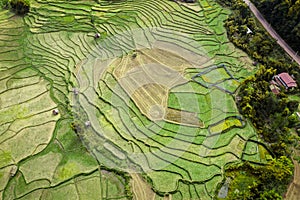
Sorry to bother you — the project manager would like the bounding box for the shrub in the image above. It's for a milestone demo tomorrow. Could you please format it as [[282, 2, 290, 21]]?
[[9, 0, 30, 15], [0, 0, 9, 8]]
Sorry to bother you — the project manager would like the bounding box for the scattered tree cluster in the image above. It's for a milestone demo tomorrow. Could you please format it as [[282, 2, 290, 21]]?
[[252, 0, 300, 53], [225, 156, 294, 199], [1, 0, 30, 15], [0, 0, 7, 8]]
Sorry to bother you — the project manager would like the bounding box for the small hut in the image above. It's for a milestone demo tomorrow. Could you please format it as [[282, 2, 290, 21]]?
[[73, 88, 79, 95], [52, 109, 59, 116], [94, 33, 100, 39], [85, 121, 91, 127]]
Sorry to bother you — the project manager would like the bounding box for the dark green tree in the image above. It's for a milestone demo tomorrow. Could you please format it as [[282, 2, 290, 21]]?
[[0, 0, 9, 8], [259, 189, 282, 200], [252, 0, 300, 52], [9, 0, 30, 15]]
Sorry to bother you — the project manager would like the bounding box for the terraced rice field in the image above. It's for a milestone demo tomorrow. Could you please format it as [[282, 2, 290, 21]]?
[[0, 0, 271, 199]]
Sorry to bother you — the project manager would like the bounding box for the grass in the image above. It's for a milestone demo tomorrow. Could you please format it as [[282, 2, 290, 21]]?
[[244, 141, 258, 155], [15, 171, 127, 199], [0, 151, 13, 169], [76, 174, 102, 200], [242, 153, 262, 163], [206, 175, 223, 196], [242, 142, 271, 163], [258, 144, 270, 161], [148, 171, 181, 193], [15, 178, 50, 199], [43, 183, 78, 200], [201, 68, 231, 83], [209, 117, 243, 134], [19, 152, 62, 184], [168, 92, 211, 114], [0, 166, 12, 192], [1, 122, 55, 163], [226, 171, 258, 199], [209, 128, 237, 148], [210, 153, 239, 167], [15, 190, 44, 200]]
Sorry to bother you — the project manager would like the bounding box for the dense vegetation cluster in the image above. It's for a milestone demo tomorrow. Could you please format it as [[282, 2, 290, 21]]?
[[217, 0, 299, 74], [252, 0, 300, 52], [238, 66, 299, 157], [1, 0, 30, 15], [225, 156, 294, 199]]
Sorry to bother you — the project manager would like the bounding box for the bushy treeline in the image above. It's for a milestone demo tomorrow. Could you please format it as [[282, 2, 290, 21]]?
[[217, 0, 299, 75], [252, 0, 300, 52], [215, 0, 300, 198], [216, 0, 300, 157], [1, 0, 30, 15]]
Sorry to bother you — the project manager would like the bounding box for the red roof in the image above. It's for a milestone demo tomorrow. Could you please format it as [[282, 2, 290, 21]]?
[[270, 80, 278, 86], [270, 84, 280, 94], [278, 73, 297, 88]]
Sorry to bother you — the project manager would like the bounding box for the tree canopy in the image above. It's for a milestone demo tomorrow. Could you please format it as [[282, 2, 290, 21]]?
[[252, 0, 300, 52], [1, 0, 30, 15], [225, 156, 294, 199]]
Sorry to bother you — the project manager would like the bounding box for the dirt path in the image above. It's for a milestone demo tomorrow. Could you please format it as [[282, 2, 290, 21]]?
[[285, 160, 300, 200], [130, 173, 156, 200], [243, 0, 300, 66]]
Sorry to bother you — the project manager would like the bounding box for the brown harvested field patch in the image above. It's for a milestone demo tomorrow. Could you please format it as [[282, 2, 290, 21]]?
[[112, 47, 203, 121], [140, 48, 194, 73], [113, 55, 141, 79], [164, 194, 173, 200], [130, 173, 155, 200], [131, 83, 168, 120], [165, 108, 204, 127]]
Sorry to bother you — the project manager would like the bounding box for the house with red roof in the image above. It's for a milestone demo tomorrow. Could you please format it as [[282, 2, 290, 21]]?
[[273, 72, 297, 90], [269, 84, 280, 95]]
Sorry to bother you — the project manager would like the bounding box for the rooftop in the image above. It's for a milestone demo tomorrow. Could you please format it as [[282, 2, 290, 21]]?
[[278, 72, 297, 88]]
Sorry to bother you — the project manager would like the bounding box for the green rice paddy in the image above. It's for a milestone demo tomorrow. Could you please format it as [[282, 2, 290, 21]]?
[[0, 0, 271, 199]]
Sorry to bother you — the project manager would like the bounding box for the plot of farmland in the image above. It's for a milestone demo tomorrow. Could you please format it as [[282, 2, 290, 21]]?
[[0, 0, 269, 199]]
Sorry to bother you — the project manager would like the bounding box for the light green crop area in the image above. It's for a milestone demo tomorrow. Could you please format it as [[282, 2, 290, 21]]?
[[0, 0, 270, 199]]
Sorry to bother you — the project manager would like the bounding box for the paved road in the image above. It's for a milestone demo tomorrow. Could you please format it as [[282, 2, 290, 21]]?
[[243, 0, 300, 66]]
